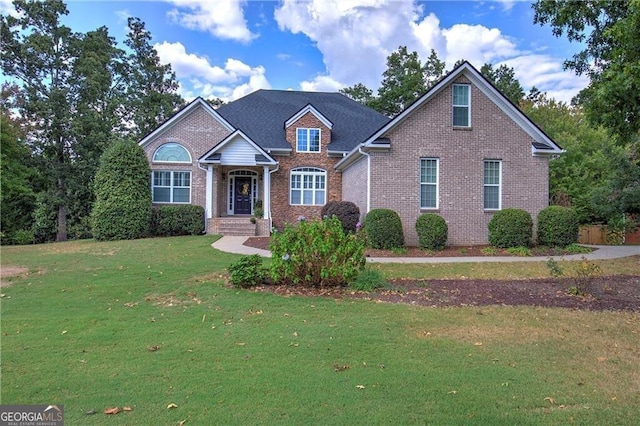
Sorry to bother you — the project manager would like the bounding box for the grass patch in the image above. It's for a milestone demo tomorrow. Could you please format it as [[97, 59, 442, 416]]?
[[1, 238, 639, 424]]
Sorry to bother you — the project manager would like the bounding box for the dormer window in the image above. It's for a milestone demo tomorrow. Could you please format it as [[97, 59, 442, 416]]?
[[452, 84, 471, 127], [296, 128, 320, 152]]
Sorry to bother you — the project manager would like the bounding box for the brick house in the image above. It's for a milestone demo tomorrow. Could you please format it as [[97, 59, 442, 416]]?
[[139, 62, 562, 245]]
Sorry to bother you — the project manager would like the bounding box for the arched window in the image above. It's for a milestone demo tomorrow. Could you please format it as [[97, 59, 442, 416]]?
[[290, 167, 326, 205], [153, 143, 192, 163]]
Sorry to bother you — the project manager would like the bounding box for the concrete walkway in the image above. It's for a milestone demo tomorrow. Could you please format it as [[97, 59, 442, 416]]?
[[212, 236, 640, 263]]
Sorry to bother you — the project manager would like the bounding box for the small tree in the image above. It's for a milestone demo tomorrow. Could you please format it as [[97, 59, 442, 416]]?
[[91, 140, 151, 241], [321, 201, 360, 234]]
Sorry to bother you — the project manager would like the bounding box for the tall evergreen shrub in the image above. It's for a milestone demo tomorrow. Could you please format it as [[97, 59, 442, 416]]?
[[91, 140, 151, 241]]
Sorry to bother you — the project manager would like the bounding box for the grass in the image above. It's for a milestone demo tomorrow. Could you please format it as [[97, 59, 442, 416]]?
[[1, 236, 639, 424]]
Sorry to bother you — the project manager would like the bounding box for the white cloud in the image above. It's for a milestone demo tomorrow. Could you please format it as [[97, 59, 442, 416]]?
[[273, 0, 587, 101], [166, 0, 257, 43], [0, 0, 19, 17], [154, 41, 270, 101]]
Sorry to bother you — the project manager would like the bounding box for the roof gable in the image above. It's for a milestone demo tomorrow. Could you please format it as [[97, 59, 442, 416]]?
[[285, 104, 333, 129], [138, 97, 235, 148], [199, 130, 276, 166]]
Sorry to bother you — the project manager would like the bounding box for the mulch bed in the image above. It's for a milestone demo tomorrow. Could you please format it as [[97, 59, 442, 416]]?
[[242, 237, 640, 312]]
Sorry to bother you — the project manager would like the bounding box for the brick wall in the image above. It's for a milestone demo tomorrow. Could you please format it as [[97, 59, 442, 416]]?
[[142, 105, 232, 212], [370, 77, 550, 246], [270, 112, 343, 230]]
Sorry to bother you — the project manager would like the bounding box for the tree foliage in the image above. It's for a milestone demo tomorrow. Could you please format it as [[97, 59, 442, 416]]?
[[480, 63, 524, 104], [91, 140, 151, 241]]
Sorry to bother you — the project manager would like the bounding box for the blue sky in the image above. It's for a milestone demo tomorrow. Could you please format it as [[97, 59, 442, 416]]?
[[1, 0, 589, 103]]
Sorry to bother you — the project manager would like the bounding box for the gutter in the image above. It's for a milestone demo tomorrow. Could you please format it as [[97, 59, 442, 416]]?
[[358, 145, 371, 213]]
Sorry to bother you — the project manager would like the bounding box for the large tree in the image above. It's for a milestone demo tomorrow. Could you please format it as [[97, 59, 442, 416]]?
[[533, 0, 640, 147], [124, 17, 184, 140], [1, 0, 78, 241], [480, 63, 524, 105]]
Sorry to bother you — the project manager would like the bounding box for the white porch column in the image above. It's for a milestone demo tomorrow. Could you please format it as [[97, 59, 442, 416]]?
[[205, 165, 213, 219], [262, 165, 270, 219]]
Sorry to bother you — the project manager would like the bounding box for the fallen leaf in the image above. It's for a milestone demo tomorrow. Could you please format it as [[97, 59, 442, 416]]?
[[148, 345, 161, 352], [333, 364, 349, 372], [123, 406, 133, 412], [473, 342, 482, 346], [597, 356, 607, 362], [448, 390, 457, 394], [356, 385, 365, 389], [544, 397, 556, 404], [167, 403, 178, 409], [178, 420, 187, 426], [236, 342, 246, 346], [104, 407, 119, 415], [61, 330, 68, 335]]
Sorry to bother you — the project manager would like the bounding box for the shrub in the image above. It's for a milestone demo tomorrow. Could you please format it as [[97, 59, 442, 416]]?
[[350, 268, 388, 292], [321, 201, 361, 234], [12, 229, 35, 245], [488, 208, 533, 248], [228, 254, 266, 288], [269, 216, 366, 287], [537, 206, 579, 247], [363, 208, 404, 249], [415, 213, 448, 250], [91, 140, 151, 241], [150, 205, 205, 236]]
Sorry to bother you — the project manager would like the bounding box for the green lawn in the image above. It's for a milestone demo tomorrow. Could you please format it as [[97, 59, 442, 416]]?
[[1, 236, 639, 425]]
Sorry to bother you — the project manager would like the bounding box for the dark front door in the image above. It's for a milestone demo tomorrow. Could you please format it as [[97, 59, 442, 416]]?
[[234, 177, 252, 215]]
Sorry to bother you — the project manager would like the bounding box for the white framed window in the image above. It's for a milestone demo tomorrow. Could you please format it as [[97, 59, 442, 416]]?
[[296, 128, 321, 152], [452, 84, 470, 127], [153, 143, 191, 163], [420, 158, 439, 209], [290, 167, 326, 205], [484, 160, 501, 210], [152, 171, 191, 203]]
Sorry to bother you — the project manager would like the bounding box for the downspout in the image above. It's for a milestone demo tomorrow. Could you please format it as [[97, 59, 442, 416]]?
[[358, 145, 371, 213], [268, 164, 280, 233]]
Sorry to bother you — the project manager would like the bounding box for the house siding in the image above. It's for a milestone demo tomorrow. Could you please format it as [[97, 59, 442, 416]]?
[[370, 77, 550, 246], [270, 112, 342, 230], [341, 155, 368, 221], [142, 105, 232, 212]]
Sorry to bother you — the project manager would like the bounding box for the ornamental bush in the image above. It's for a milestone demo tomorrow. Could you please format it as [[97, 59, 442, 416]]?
[[320, 201, 360, 234], [363, 208, 405, 249], [537, 206, 579, 247], [269, 216, 366, 287], [91, 140, 151, 241], [415, 213, 448, 250], [150, 205, 205, 236], [488, 208, 533, 248], [228, 254, 266, 288]]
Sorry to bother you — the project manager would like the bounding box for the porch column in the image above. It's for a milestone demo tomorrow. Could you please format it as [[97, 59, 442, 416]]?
[[262, 165, 270, 219], [205, 165, 213, 219]]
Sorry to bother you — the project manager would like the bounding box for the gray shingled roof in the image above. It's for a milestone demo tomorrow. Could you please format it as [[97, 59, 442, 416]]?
[[216, 90, 390, 152]]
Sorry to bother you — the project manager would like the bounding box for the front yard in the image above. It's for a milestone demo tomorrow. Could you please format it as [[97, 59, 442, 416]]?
[[1, 236, 639, 424]]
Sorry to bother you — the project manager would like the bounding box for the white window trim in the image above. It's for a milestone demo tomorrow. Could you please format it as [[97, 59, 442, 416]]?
[[290, 167, 326, 206], [152, 170, 191, 204], [420, 157, 439, 209], [296, 128, 321, 153], [483, 160, 502, 210], [152, 142, 192, 163], [452, 84, 471, 128]]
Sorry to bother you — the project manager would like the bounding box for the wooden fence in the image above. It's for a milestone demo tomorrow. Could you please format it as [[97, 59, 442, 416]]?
[[578, 225, 640, 245]]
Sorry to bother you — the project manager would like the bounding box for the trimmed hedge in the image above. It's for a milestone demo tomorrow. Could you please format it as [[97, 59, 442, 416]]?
[[537, 206, 579, 247], [150, 205, 205, 236], [415, 213, 448, 250], [488, 208, 533, 248], [321, 201, 360, 234], [91, 140, 151, 241], [363, 208, 404, 249]]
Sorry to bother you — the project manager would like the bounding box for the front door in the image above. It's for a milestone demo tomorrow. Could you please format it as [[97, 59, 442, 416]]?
[[234, 176, 252, 215]]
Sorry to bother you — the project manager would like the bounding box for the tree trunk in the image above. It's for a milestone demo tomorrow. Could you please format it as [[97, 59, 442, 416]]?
[[56, 177, 67, 242]]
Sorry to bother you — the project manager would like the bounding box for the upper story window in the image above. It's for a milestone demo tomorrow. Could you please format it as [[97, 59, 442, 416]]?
[[290, 167, 326, 205], [296, 128, 320, 152], [420, 158, 439, 209], [153, 143, 192, 163], [452, 84, 471, 127], [483, 160, 501, 210]]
